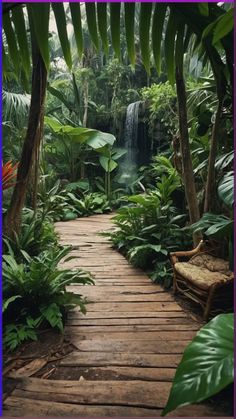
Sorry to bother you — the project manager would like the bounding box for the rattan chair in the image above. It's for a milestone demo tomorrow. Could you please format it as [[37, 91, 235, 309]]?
[[170, 240, 234, 321]]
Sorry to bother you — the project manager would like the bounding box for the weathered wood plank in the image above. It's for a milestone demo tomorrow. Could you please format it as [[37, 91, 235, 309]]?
[[68, 288, 174, 302], [67, 315, 197, 325], [69, 310, 187, 319], [60, 351, 182, 367], [67, 321, 198, 331], [51, 365, 176, 381], [83, 301, 183, 311], [66, 329, 196, 341], [3, 396, 164, 416], [72, 339, 189, 354], [11, 378, 172, 408], [3, 396, 228, 417]]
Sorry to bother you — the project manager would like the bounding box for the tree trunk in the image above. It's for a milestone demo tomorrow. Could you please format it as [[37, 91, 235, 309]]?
[[83, 81, 89, 127], [4, 40, 47, 237], [203, 97, 223, 212], [175, 66, 201, 246]]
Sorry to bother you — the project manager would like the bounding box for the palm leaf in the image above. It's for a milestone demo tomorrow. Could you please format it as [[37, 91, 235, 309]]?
[[52, 3, 72, 69], [85, 3, 99, 50], [110, 3, 121, 60], [164, 9, 178, 86], [139, 3, 153, 75], [97, 3, 108, 55], [152, 3, 167, 75], [213, 8, 233, 45], [12, 5, 31, 78], [3, 12, 20, 77], [29, 3, 50, 71], [69, 3, 83, 58], [124, 4, 135, 66], [218, 171, 234, 207]]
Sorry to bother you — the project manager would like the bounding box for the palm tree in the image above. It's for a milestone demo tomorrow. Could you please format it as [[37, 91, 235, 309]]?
[[2, 2, 233, 238]]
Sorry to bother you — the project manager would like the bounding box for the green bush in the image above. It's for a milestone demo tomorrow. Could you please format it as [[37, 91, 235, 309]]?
[[107, 176, 191, 286], [3, 246, 94, 350]]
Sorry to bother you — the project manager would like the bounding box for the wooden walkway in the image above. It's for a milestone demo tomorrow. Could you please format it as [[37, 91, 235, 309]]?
[[3, 214, 226, 416]]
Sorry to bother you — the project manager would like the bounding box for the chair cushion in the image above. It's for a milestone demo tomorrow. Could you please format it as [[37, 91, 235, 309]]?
[[174, 262, 234, 290], [189, 253, 231, 274]]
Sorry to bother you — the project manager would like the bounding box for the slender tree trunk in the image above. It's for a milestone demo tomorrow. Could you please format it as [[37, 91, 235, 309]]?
[[4, 40, 47, 237], [175, 66, 201, 246], [204, 97, 223, 212], [83, 81, 89, 127]]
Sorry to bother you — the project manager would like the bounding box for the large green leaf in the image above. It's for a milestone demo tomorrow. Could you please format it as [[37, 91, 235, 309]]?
[[152, 4, 167, 75], [110, 3, 121, 60], [44, 116, 115, 149], [12, 6, 31, 78], [213, 8, 233, 45], [87, 132, 115, 150], [99, 156, 118, 173], [218, 171, 234, 207], [191, 212, 233, 239], [165, 9, 178, 86], [69, 3, 83, 58], [162, 313, 234, 416], [205, 218, 233, 238], [29, 3, 50, 71], [97, 3, 108, 55], [124, 3, 135, 66], [139, 3, 152, 75], [45, 116, 96, 142], [47, 83, 74, 112], [52, 3, 72, 69], [3, 12, 20, 77], [85, 3, 99, 50]]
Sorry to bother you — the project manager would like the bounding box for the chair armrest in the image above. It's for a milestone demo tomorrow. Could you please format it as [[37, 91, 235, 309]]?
[[170, 240, 205, 264]]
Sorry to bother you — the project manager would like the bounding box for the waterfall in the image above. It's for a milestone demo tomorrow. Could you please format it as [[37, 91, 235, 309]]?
[[117, 101, 141, 186]]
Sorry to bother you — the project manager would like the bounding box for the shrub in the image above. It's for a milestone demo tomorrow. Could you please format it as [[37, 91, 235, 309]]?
[[3, 246, 94, 350]]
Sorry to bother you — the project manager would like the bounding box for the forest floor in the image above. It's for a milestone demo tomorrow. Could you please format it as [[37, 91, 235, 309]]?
[[3, 214, 232, 416]]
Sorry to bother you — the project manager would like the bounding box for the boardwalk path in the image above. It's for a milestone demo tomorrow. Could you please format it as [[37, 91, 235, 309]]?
[[4, 214, 224, 416]]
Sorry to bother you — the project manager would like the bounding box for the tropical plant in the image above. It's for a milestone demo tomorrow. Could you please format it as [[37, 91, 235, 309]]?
[[3, 246, 94, 350], [141, 82, 177, 138], [65, 192, 111, 218], [99, 147, 127, 201], [2, 161, 18, 190], [3, 216, 58, 262], [162, 313, 234, 416], [107, 177, 191, 284]]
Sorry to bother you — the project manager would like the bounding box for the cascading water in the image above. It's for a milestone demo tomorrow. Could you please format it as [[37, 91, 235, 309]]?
[[117, 101, 141, 187]]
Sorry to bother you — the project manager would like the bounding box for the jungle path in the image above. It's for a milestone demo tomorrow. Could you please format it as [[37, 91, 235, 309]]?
[[4, 214, 226, 417]]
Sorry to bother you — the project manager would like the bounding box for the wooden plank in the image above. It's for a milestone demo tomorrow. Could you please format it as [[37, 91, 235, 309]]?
[[66, 329, 196, 341], [11, 378, 171, 408], [67, 316, 196, 325], [3, 396, 228, 417], [83, 301, 183, 312], [69, 310, 187, 319], [60, 351, 182, 367], [3, 397, 163, 416], [69, 285, 165, 292], [51, 365, 176, 381], [67, 321, 198, 331], [72, 339, 189, 354], [68, 289, 174, 302]]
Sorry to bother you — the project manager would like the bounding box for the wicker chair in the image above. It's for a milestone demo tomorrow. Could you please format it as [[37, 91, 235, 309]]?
[[170, 240, 234, 321]]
